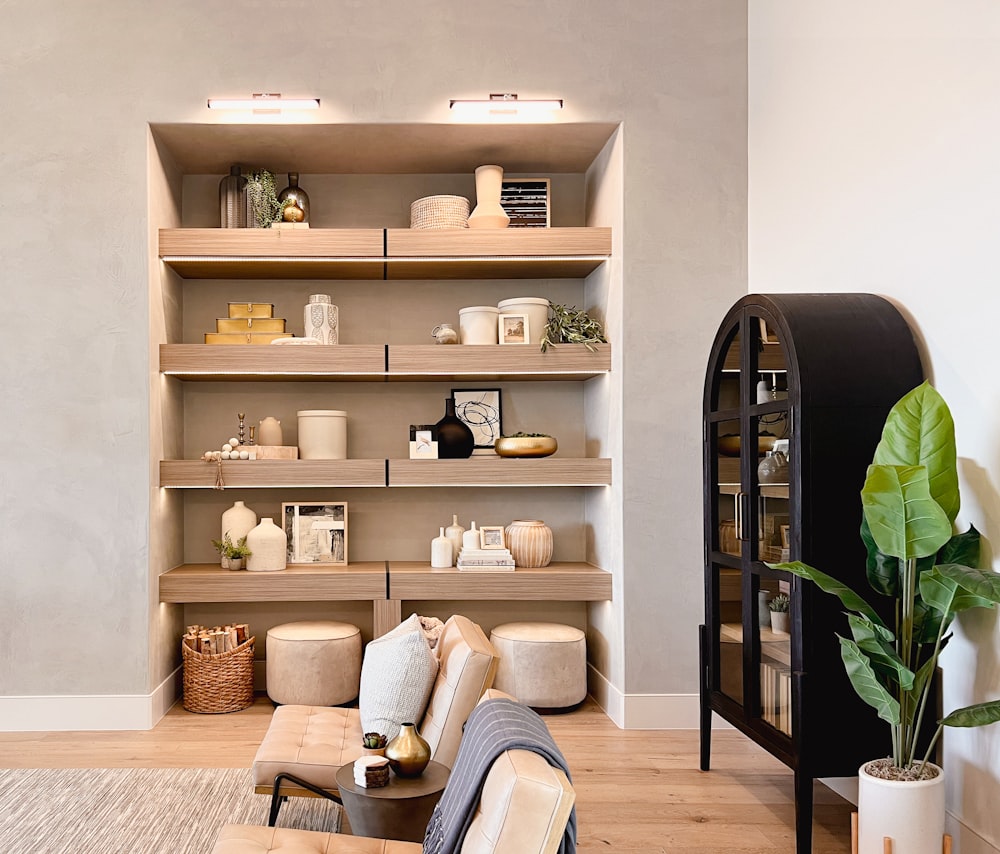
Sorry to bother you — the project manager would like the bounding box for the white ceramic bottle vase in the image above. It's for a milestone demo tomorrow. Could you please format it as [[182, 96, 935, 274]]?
[[431, 527, 453, 568], [462, 522, 479, 552], [246, 517, 287, 572], [504, 519, 553, 567], [468, 165, 510, 229], [258, 416, 283, 446], [220, 500, 257, 568], [444, 515, 465, 562], [304, 293, 338, 344]]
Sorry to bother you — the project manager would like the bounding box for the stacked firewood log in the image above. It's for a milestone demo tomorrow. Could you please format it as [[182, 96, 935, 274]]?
[[183, 623, 250, 655]]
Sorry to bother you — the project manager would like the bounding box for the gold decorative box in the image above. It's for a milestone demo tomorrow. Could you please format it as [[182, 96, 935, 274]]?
[[204, 332, 294, 345], [228, 302, 274, 319], [216, 317, 287, 333]]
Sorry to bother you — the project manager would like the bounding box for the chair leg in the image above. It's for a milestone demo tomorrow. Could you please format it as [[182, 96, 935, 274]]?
[[268, 772, 343, 827]]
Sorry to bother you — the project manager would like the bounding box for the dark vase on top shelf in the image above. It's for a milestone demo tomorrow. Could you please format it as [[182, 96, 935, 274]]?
[[435, 398, 474, 459], [219, 165, 246, 228]]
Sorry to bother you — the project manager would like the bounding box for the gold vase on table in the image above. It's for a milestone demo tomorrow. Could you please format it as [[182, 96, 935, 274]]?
[[385, 723, 431, 778]]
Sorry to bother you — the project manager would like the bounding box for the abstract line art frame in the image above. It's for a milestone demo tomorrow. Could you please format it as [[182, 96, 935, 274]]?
[[451, 388, 503, 451]]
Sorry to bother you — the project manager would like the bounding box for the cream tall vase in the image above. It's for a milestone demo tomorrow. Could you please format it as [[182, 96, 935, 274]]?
[[857, 761, 945, 854], [246, 517, 287, 572], [467, 165, 510, 229]]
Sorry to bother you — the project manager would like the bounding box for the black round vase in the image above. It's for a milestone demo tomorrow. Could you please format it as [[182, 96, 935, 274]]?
[[435, 398, 474, 459]]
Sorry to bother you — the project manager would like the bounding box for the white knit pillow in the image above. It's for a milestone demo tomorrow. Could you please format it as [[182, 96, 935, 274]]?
[[360, 614, 439, 741]]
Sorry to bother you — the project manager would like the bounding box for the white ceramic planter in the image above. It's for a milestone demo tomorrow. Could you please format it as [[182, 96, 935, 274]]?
[[497, 297, 549, 346], [297, 409, 347, 459], [459, 306, 499, 344], [858, 761, 945, 854]]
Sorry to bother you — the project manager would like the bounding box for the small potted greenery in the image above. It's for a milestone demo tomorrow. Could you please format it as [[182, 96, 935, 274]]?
[[539, 303, 608, 353], [243, 169, 295, 228], [770, 382, 1000, 853], [211, 534, 252, 571], [362, 732, 388, 756], [767, 593, 790, 634]]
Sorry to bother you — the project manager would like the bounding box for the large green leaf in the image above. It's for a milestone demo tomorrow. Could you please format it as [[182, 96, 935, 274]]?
[[839, 636, 901, 725], [939, 525, 981, 568], [861, 514, 899, 596], [913, 597, 951, 644], [872, 381, 960, 523], [846, 614, 913, 690], [918, 570, 958, 615], [861, 464, 952, 560], [934, 564, 1000, 609], [769, 561, 885, 626], [941, 700, 1000, 728]]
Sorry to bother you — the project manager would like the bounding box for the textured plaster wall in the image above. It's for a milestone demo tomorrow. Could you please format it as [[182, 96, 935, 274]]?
[[0, 1, 746, 703], [749, 3, 1000, 848]]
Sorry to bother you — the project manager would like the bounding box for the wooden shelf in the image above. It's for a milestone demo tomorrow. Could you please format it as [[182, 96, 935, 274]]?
[[387, 561, 612, 601], [158, 562, 386, 603], [718, 483, 789, 498], [158, 460, 387, 488], [158, 227, 610, 280], [386, 344, 610, 380], [159, 228, 385, 279], [160, 344, 386, 380], [158, 343, 610, 381], [388, 457, 611, 487]]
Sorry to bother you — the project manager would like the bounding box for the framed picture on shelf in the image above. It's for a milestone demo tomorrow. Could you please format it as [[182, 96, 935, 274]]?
[[479, 526, 506, 549], [499, 313, 529, 345], [409, 424, 439, 459], [451, 388, 502, 452], [500, 177, 550, 227], [281, 502, 348, 565]]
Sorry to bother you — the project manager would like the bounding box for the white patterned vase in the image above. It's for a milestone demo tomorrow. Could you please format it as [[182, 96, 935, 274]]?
[[504, 519, 553, 567], [246, 517, 287, 572], [305, 294, 339, 344]]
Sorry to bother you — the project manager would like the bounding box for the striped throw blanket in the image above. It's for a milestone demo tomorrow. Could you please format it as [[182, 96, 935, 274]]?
[[423, 697, 576, 854]]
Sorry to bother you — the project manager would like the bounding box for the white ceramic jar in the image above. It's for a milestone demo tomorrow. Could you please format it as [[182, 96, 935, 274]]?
[[497, 297, 550, 346], [459, 306, 500, 345], [297, 410, 347, 459], [246, 517, 287, 572], [304, 293, 339, 344]]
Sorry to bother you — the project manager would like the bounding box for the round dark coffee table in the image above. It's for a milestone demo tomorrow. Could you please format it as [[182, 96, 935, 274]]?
[[335, 759, 450, 843]]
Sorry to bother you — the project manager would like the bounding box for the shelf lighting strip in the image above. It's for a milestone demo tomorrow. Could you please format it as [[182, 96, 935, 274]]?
[[161, 255, 608, 264], [162, 483, 610, 489]]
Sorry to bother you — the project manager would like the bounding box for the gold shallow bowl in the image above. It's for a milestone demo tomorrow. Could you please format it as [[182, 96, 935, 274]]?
[[495, 436, 558, 458]]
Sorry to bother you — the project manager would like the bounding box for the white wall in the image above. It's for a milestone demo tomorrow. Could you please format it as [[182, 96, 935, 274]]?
[[750, 4, 1000, 850], [0, 0, 747, 728]]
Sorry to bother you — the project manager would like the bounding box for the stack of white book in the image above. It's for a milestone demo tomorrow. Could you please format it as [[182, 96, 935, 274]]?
[[457, 547, 515, 572]]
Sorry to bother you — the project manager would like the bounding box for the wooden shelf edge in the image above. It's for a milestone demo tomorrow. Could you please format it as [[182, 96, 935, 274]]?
[[158, 459, 387, 488], [387, 561, 612, 601]]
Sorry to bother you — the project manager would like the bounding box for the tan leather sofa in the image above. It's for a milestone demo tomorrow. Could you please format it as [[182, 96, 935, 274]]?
[[253, 615, 499, 819], [213, 748, 576, 854]]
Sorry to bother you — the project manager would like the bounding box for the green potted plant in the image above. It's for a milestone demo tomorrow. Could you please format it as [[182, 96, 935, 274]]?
[[362, 732, 388, 756], [767, 593, 790, 634], [243, 169, 294, 228], [539, 303, 607, 353], [211, 533, 252, 571], [770, 382, 1000, 853]]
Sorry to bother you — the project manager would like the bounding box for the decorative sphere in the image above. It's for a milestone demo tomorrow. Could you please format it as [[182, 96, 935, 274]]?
[[283, 204, 305, 223], [239, 450, 250, 460], [221, 450, 231, 459], [222, 443, 233, 453], [228, 437, 239, 447]]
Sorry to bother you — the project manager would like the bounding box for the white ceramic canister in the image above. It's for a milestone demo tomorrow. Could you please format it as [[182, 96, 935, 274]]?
[[497, 298, 550, 346], [297, 410, 347, 459], [246, 517, 287, 572], [304, 294, 339, 344], [459, 306, 500, 345]]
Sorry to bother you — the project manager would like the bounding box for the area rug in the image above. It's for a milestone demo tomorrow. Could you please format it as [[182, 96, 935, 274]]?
[[0, 767, 341, 854]]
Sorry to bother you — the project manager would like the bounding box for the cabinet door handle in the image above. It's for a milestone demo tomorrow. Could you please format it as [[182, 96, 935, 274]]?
[[735, 491, 746, 541]]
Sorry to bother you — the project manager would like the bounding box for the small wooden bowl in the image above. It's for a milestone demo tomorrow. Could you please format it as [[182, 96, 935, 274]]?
[[495, 436, 558, 458]]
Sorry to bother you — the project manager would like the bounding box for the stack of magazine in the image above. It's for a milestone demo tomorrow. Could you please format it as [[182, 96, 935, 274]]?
[[456, 547, 515, 572]]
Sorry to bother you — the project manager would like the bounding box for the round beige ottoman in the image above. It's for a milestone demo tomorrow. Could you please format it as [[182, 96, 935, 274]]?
[[266, 621, 362, 706], [489, 622, 587, 711]]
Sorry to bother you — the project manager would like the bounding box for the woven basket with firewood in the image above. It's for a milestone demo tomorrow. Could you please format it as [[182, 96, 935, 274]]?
[[181, 624, 255, 714]]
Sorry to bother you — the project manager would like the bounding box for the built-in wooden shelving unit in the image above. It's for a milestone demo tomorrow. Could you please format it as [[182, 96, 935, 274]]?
[[158, 460, 387, 488], [158, 227, 611, 280]]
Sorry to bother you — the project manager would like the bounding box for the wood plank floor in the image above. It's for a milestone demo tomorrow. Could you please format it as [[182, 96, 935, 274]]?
[[0, 696, 855, 853]]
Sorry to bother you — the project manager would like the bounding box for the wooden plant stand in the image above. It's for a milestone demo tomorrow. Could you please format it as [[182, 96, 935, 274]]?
[[851, 813, 953, 853]]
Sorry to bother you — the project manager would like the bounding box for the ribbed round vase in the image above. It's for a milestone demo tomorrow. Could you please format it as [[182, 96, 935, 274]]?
[[246, 517, 287, 572], [385, 722, 431, 778], [505, 519, 553, 567]]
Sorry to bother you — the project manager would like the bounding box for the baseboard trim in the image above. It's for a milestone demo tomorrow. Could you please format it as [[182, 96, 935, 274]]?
[[0, 667, 182, 732], [586, 665, 733, 730]]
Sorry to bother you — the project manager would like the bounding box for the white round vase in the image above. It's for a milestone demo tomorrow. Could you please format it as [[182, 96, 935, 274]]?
[[468, 165, 510, 229], [504, 519, 553, 567], [220, 500, 257, 568], [304, 294, 339, 344], [858, 761, 945, 854], [246, 517, 287, 572]]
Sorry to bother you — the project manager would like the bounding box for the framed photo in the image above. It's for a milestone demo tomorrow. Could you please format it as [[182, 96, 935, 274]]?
[[409, 424, 439, 459], [451, 388, 502, 451], [479, 525, 506, 549], [282, 502, 348, 565], [500, 177, 550, 227], [499, 313, 529, 345]]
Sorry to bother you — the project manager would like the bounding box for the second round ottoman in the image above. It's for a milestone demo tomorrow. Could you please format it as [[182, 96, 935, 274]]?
[[489, 622, 587, 711], [266, 620, 362, 706]]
